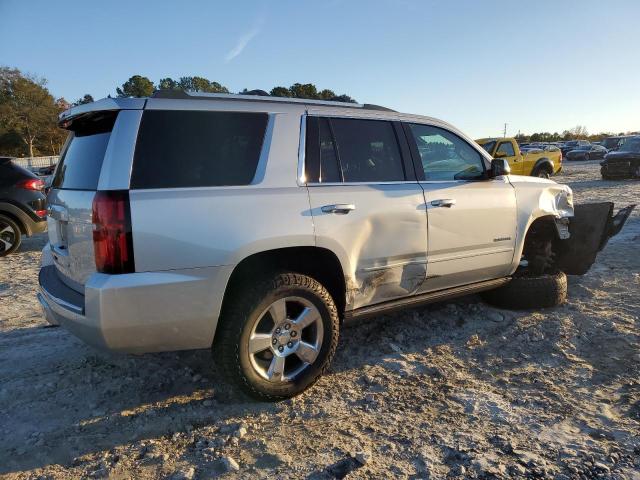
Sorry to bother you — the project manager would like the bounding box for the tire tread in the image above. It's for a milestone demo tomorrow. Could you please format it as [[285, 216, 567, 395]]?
[[213, 272, 339, 401]]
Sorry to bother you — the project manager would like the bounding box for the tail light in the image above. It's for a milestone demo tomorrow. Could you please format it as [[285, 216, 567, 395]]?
[[35, 209, 47, 218], [92, 190, 135, 274], [18, 178, 45, 191]]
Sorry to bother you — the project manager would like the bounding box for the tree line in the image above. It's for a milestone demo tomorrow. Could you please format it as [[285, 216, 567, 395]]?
[[114, 74, 357, 103], [514, 125, 638, 143], [0, 70, 357, 157]]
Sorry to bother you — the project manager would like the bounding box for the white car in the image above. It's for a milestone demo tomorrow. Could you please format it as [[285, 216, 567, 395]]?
[[38, 91, 634, 399]]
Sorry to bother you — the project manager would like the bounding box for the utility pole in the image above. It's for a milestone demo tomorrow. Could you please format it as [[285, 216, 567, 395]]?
[[503, 123, 507, 138]]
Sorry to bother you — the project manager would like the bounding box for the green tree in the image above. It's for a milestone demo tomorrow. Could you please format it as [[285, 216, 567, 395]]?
[[289, 83, 319, 99], [158, 77, 179, 90], [0, 68, 60, 156], [178, 76, 229, 93], [318, 89, 336, 100], [73, 94, 94, 106], [331, 94, 357, 103], [270, 86, 291, 97], [116, 75, 155, 97]]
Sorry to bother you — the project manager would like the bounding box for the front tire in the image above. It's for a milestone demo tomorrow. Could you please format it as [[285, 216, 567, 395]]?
[[213, 273, 339, 400], [0, 214, 22, 257], [482, 271, 567, 310]]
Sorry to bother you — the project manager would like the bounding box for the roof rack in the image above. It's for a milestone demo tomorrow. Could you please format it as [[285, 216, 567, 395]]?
[[151, 90, 395, 112]]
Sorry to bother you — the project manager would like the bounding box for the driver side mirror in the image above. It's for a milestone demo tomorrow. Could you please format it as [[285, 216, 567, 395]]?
[[491, 158, 511, 177]]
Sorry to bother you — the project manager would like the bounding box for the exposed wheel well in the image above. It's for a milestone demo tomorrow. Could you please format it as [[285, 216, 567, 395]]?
[[532, 162, 553, 174], [0, 210, 26, 235], [221, 247, 347, 319], [522, 216, 560, 274]]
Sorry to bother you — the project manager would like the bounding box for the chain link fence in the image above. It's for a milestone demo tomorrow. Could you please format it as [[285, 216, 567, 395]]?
[[11, 156, 59, 172]]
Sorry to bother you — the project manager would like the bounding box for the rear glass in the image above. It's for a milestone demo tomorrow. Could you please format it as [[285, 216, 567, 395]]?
[[131, 110, 268, 189], [52, 111, 118, 190]]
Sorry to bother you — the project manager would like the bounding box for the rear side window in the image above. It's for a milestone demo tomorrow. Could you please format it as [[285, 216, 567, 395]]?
[[131, 110, 268, 189], [52, 111, 118, 190], [305, 116, 405, 183], [496, 141, 515, 156]]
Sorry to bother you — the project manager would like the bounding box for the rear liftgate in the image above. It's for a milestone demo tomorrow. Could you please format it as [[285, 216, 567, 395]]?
[[556, 202, 636, 275]]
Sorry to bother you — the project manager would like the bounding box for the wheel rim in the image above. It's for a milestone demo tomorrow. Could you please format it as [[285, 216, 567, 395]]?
[[0, 221, 16, 253], [247, 296, 324, 383], [537, 170, 549, 179]]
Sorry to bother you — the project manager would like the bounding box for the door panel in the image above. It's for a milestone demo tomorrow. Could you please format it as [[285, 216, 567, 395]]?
[[420, 178, 517, 291], [496, 141, 523, 175], [308, 184, 428, 309]]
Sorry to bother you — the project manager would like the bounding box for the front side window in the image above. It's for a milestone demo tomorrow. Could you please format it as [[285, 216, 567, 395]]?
[[305, 117, 405, 183], [408, 124, 486, 181], [496, 141, 515, 157], [131, 110, 268, 189]]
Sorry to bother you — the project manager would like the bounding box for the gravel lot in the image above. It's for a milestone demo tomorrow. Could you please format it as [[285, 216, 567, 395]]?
[[1, 160, 639, 479]]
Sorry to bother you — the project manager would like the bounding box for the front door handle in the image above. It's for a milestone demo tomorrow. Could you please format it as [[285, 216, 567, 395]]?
[[431, 199, 456, 208], [321, 204, 356, 215]]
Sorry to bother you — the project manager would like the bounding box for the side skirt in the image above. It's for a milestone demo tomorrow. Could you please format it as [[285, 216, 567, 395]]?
[[343, 277, 511, 323]]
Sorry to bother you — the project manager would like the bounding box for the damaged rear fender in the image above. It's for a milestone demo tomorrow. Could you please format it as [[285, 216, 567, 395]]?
[[555, 203, 636, 275]]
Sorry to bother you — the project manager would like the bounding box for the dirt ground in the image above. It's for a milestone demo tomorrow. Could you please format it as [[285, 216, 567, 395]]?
[[1, 160, 639, 479]]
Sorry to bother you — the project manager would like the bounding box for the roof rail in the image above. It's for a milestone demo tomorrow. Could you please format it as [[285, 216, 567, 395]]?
[[151, 90, 395, 111]]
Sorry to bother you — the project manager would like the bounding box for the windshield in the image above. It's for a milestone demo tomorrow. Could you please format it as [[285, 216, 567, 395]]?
[[564, 141, 578, 147], [574, 146, 591, 151], [619, 138, 640, 153], [479, 141, 496, 154], [602, 138, 620, 149]]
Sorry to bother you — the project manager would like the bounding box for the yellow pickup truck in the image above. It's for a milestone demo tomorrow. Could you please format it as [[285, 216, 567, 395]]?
[[476, 138, 562, 178]]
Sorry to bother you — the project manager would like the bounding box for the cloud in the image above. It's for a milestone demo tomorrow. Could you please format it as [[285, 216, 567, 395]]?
[[225, 23, 262, 63]]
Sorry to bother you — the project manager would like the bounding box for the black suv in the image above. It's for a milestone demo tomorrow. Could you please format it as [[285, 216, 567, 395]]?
[[0, 157, 48, 256]]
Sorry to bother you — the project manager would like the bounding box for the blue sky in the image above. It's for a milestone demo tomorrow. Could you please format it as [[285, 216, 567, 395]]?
[[1, 0, 639, 138]]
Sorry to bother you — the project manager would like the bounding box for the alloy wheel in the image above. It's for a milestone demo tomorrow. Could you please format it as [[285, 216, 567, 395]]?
[[0, 221, 16, 253], [247, 296, 324, 383]]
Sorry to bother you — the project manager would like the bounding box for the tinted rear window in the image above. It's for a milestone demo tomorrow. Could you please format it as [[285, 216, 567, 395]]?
[[131, 110, 268, 189], [52, 111, 117, 190]]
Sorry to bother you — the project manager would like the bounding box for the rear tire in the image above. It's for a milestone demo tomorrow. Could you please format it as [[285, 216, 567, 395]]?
[[482, 271, 567, 310], [532, 166, 551, 179], [213, 272, 340, 401], [0, 214, 22, 257]]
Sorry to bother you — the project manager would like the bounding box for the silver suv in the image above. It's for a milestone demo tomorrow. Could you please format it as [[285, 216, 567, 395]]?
[[38, 91, 633, 399]]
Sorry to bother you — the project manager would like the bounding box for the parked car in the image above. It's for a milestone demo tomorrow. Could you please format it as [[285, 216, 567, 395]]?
[[565, 144, 608, 161], [476, 137, 562, 178], [0, 157, 48, 256], [600, 136, 640, 179], [38, 93, 634, 399], [601, 136, 633, 152], [560, 140, 590, 156]]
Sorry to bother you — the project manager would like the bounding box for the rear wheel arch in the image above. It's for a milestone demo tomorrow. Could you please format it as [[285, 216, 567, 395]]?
[[531, 158, 553, 177], [220, 246, 347, 323], [0, 206, 28, 235]]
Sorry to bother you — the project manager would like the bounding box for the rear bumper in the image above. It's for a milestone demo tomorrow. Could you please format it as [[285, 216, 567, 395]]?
[[37, 259, 234, 354]]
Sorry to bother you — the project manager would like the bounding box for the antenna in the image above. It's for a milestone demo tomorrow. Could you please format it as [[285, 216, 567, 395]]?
[[503, 123, 507, 138]]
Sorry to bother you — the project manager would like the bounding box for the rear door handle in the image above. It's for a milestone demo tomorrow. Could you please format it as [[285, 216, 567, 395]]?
[[321, 204, 356, 215], [431, 199, 456, 208]]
